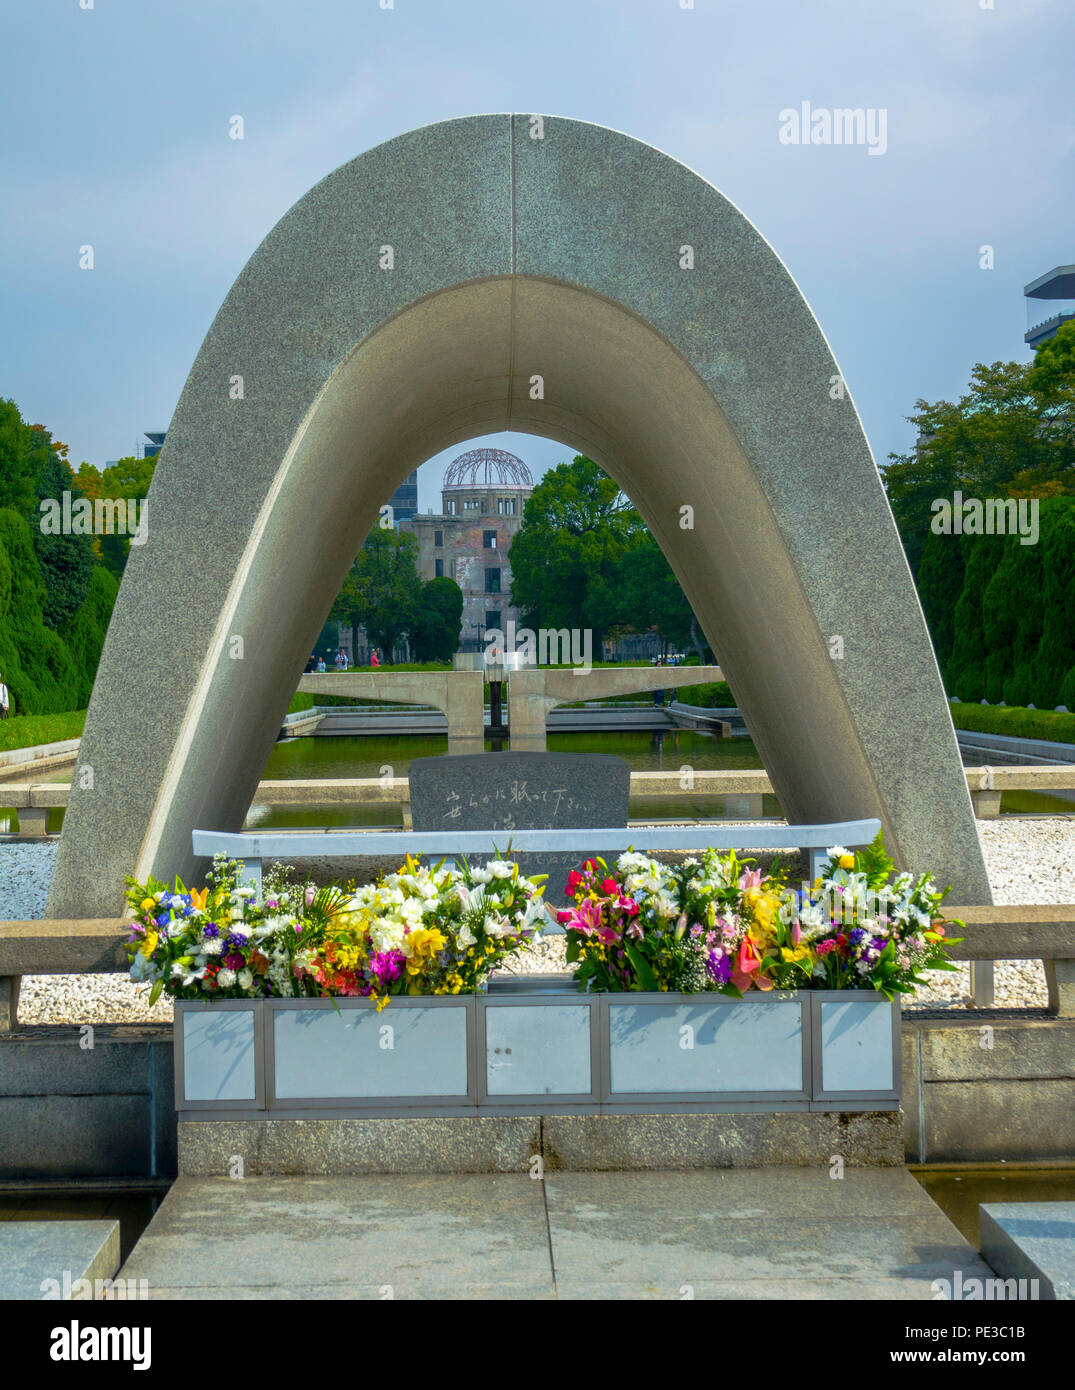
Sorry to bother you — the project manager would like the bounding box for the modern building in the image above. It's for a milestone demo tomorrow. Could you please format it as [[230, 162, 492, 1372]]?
[[409, 448, 534, 653], [104, 431, 167, 469], [386, 468, 418, 525], [1024, 265, 1075, 350]]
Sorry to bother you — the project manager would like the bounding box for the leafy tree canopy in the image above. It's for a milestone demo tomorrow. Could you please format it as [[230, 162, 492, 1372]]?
[[409, 575, 464, 663], [331, 527, 423, 659], [883, 320, 1075, 574], [509, 455, 710, 657]]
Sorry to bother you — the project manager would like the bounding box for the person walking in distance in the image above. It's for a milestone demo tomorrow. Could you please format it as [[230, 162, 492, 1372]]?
[[0, 675, 9, 720]]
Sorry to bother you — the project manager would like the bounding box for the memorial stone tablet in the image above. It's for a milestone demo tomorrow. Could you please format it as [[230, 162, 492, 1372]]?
[[408, 752, 631, 915]]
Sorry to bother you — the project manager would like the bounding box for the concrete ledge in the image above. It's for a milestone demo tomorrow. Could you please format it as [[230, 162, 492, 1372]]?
[[177, 1110, 903, 1175], [0, 1219, 119, 1300], [979, 1202, 1075, 1300], [0, 1026, 175, 1180], [0, 920, 128, 975], [945, 904, 1075, 960], [902, 1015, 1075, 1163]]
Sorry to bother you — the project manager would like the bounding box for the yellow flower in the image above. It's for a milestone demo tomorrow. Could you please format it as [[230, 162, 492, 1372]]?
[[403, 927, 447, 974], [780, 946, 810, 964], [139, 897, 156, 914], [189, 887, 209, 911], [838, 854, 855, 871], [140, 931, 158, 958]]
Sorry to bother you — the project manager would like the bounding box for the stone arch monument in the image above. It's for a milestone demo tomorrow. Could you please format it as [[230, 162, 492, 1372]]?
[[47, 115, 992, 916]]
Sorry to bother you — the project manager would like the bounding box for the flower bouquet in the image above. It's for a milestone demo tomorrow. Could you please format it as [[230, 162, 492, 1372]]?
[[124, 853, 548, 1006], [558, 833, 962, 999]]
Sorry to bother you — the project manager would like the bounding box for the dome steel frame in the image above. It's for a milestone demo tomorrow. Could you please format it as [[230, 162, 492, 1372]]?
[[443, 447, 533, 490]]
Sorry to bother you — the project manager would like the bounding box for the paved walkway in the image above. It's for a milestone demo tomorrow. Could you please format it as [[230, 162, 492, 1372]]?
[[119, 1167, 995, 1299]]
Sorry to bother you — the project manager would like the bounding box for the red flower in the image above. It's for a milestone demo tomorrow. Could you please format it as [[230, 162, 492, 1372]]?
[[601, 878, 618, 896]]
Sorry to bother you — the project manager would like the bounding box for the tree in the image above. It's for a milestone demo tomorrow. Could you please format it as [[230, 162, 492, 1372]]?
[[409, 575, 463, 662], [509, 457, 641, 652], [883, 321, 1075, 575], [95, 455, 156, 577], [607, 532, 710, 658], [34, 447, 95, 628], [330, 527, 422, 660], [0, 399, 51, 516]]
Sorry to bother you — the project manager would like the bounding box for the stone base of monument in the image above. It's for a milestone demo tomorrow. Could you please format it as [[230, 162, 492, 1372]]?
[[176, 1109, 904, 1174], [172, 984, 901, 1171]]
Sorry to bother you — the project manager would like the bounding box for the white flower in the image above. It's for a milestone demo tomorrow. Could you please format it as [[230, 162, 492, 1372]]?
[[400, 897, 426, 927], [484, 913, 511, 939], [203, 937, 223, 956], [521, 896, 548, 931], [217, 968, 236, 988], [470, 868, 492, 885], [487, 860, 514, 879], [238, 970, 254, 992], [370, 918, 406, 953], [457, 923, 476, 949]]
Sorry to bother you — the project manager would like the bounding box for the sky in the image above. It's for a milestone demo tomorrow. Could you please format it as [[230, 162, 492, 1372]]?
[[2, 0, 1072, 514]]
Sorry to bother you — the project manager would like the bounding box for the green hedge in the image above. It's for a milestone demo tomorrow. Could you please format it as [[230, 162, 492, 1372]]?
[[676, 680, 735, 708], [0, 709, 86, 753], [919, 497, 1075, 709], [0, 507, 117, 716], [949, 701, 1075, 746]]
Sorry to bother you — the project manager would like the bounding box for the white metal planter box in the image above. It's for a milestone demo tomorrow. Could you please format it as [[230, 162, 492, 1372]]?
[[174, 988, 900, 1117]]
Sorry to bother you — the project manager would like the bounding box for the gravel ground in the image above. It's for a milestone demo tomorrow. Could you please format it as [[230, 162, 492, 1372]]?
[[4, 817, 1070, 1022]]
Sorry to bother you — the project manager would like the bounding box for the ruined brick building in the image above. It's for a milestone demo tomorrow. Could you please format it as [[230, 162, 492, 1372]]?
[[408, 448, 533, 654]]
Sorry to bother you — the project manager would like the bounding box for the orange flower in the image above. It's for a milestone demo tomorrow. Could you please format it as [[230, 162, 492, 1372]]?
[[189, 887, 209, 911]]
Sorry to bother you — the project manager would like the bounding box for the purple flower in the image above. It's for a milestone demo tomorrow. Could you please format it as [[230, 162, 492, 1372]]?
[[706, 950, 732, 984], [202, 924, 220, 939], [849, 928, 867, 944], [369, 949, 406, 985]]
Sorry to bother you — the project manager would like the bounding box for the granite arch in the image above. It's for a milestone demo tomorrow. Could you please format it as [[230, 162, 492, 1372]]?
[[48, 115, 991, 914]]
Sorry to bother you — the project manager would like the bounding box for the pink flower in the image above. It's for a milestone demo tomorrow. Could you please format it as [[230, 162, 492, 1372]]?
[[616, 896, 639, 917], [566, 898, 603, 937]]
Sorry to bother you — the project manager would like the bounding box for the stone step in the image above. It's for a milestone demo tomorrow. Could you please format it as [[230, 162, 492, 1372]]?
[[118, 1168, 995, 1300]]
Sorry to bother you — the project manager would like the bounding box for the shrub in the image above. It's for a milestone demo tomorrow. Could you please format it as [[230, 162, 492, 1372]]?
[[948, 701, 1075, 746]]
